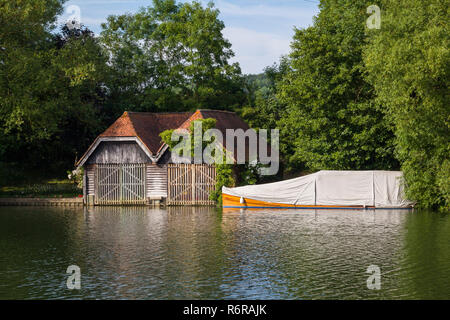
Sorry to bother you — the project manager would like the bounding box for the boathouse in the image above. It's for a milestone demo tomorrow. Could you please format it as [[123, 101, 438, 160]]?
[[76, 110, 250, 206]]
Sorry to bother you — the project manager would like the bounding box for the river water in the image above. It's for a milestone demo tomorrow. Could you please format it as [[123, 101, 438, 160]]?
[[0, 206, 448, 299]]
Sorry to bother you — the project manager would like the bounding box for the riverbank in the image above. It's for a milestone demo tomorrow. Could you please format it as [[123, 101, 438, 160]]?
[[0, 180, 82, 199], [0, 197, 83, 206]]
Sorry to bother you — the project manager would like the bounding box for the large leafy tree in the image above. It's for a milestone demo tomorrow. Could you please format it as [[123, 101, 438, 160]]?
[[0, 0, 107, 179], [364, 0, 449, 210], [100, 0, 244, 116], [0, 0, 65, 147], [49, 25, 108, 170], [278, 0, 398, 173]]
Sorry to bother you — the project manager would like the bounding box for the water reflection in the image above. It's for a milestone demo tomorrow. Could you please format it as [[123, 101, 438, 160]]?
[[0, 206, 448, 299]]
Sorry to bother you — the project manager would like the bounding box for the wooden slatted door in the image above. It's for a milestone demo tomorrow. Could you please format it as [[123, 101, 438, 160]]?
[[95, 164, 120, 205], [167, 164, 216, 206], [167, 164, 192, 205], [121, 164, 146, 204], [95, 164, 146, 205], [193, 164, 216, 205]]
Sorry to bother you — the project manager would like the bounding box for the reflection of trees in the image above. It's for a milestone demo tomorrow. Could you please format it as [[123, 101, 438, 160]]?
[[221, 209, 411, 299], [163, 206, 228, 299], [220, 209, 308, 299], [279, 210, 416, 299], [401, 210, 450, 299], [2, 206, 447, 299], [85, 206, 228, 299], [83, 206, 168, 299], [0, 206, 85, 299]]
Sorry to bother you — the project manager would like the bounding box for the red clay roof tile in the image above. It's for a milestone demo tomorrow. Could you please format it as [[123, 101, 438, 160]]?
[[97, 110, 250, 157]]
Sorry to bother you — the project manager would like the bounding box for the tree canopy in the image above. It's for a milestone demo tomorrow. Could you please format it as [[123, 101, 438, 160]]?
[[0, 0, 243, 181], [100, 0, 245, 115], [364, 0, 449, 209], [0, 0, 107, 179], [276, 0, 398, 173]]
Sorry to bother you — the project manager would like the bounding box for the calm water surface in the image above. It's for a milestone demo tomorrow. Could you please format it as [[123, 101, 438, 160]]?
[[0, 206, 448, 299]]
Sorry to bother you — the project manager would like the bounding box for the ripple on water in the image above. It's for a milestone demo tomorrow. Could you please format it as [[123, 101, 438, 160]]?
[[0, 206, 448, 299]]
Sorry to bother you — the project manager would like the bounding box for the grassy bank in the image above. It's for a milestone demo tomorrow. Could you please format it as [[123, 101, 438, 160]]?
[[0, 180, 82, 198]]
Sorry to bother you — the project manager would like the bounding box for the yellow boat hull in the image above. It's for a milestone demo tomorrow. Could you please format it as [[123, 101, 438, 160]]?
[[222, 193, 373, 209]]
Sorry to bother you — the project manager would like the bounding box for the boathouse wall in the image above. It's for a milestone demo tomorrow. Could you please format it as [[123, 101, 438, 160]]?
[[86, 141, 151, 164]]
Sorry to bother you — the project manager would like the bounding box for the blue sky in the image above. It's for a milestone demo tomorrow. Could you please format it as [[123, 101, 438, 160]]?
[[59, 0, 319, 74]]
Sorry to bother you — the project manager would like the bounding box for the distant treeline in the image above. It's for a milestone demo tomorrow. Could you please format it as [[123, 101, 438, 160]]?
[[0, 0, 448, 210]]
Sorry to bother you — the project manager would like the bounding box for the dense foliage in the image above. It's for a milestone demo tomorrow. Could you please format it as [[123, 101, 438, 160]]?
[[364, 0, 449, 209], [100, 0, 245, 116], [0, 0, 243, 183], [160, 118, 234, 204], [0, 0, 107, 181], [276, 0, 398, 173], [241, 57, 289, 131], [242, 0, 448, 210]]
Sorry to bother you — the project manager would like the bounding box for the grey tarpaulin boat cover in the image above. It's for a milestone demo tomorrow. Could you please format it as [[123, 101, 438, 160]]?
[[223, 171, 414, 208]]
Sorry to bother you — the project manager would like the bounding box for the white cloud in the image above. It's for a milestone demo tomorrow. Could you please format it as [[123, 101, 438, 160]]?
[[217, 1, 317, 20], [223, 27, 292, 74], [216, 1, 318, 73]]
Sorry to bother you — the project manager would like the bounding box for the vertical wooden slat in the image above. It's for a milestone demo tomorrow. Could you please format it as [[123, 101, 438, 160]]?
[[167, 164, 217, 206], [95, 165, 98, 205], [93, 163, 146, 206]]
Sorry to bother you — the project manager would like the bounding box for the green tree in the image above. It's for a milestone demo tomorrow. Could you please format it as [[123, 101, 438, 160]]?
[[160, 118, 236, 204], [0, 0, 65, 145], [241, 57, 290, 130], [49, 25, 108, 170], [0, 0, 108, 180], [277, 0, 398, 173], [364, 0, 449, 210], [100, 0, 244, 116], [160, 118, 217, 157]]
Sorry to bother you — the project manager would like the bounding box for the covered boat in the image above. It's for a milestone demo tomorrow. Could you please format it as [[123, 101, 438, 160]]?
[[222, 171, 414, 209]]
